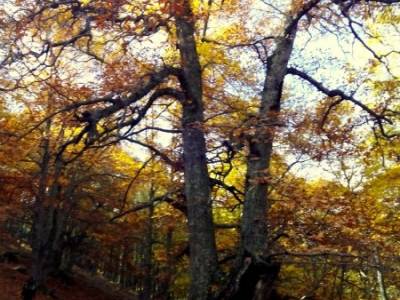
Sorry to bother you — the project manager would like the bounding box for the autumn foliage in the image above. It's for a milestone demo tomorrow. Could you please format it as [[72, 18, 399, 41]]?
[[0, 0, 399, 299]]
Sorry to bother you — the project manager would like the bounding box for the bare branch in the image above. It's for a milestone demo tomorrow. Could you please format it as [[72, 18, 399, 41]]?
[[287, 68, 395, 137]]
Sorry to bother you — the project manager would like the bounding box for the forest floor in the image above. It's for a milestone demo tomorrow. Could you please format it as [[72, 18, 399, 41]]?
[[0, 249, 133, 300]]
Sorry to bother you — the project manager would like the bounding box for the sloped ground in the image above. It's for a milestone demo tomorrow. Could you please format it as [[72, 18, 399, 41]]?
[[0, 255, 133, 300]]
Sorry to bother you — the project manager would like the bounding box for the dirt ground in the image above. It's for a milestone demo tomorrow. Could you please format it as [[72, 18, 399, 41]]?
[[0, 258, 132, 300]]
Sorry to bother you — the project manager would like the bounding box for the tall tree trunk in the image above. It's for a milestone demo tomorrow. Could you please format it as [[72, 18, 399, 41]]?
[[338, 262, 347, 300], [223, 15, 299, 300], [24, 189, 67, 300], [174, 1, 218, 299], [375, 251, 389, 300], [23, 123, 68, 300], [141, 190, 155, 300], [241, 23, 296, 259], [158, 228, 174, 299], [229, 2, 324, 295], [22, 123, 52, 300]]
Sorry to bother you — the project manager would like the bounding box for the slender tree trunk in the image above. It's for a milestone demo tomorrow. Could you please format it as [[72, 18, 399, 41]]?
[[377, 269, 389, 300], [119, 244, 129, 288], [338, 262, 347, 300], [158, 228, 174, 299], [374, 252, 389, 300], [174, 1, 218, 299], [141, 191, 155, 300]]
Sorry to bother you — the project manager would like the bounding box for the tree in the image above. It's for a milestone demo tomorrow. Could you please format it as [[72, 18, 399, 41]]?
[[1, 0, 400, 299]]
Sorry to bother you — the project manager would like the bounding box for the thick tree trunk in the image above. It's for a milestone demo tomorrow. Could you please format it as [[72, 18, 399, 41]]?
[[241, 27, 296, 258], [23, 123, 68, 300], [224, 18, 298, 300], [174, 1, 218, 299], [22, 124, 52, 300], [24, 203, 67, 299]]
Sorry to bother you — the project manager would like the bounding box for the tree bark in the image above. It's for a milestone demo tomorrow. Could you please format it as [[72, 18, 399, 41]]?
[[224, 15, 299, 300], [374, 251, 389, 300], [174, 1, 218, 299], [158, 228, 174, 299], [241, 21, 296, 257], [141, 189, 155, 300], [22, 122, 68, 300]]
